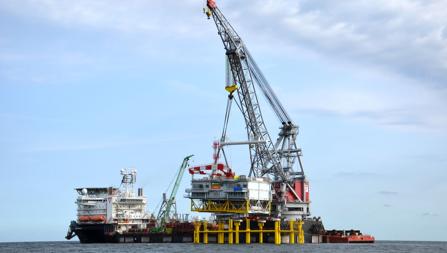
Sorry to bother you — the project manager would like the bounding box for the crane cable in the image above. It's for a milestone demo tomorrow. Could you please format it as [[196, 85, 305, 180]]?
[[246, 49, 291, 124]]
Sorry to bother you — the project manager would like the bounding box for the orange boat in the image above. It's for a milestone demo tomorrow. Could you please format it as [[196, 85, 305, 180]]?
[[323, 230, 375, 243], [78, 215, 106, 223]]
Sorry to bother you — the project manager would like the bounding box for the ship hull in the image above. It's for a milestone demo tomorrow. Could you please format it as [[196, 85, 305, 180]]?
[[74, 223, 117, 243], [72, 222, 195, 243]]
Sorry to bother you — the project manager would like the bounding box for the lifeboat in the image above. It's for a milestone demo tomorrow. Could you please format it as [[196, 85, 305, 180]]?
[[78, 215, 106, 223], [90, 215, 106, 222], [78, 216, 90, 222]]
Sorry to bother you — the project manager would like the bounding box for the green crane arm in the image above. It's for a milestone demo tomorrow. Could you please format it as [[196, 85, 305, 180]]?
[[157, 155, 193, 227]]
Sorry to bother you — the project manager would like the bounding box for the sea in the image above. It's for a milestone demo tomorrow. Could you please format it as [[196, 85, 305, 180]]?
[[0, 241, 447, 253]]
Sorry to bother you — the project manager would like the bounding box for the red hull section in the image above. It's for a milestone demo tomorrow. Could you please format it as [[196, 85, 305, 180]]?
[[323, 230, 375, 243]]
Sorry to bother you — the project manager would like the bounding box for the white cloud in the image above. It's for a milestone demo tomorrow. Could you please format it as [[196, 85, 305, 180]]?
[[0, 0, 208, 37], [2, 0, 445, 84], [2, 0, 447, 132], [245, 0, 447, 85], [280, 80, 447, 132]]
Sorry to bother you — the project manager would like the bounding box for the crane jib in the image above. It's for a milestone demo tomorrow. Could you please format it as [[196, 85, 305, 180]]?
[[206, 0, 310, 219]]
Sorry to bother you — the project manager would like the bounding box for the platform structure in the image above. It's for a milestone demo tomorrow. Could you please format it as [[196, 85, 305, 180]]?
[[193, 218, 304, 245], [186, 167, 272, 215]]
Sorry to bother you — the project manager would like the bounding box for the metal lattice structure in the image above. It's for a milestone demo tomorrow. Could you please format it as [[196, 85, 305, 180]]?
[[205, 0, 310, 219]]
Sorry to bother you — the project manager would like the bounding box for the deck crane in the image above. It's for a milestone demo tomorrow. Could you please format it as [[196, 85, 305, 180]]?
[[205, 0, 310, 220], [156, 155, 193, 229]]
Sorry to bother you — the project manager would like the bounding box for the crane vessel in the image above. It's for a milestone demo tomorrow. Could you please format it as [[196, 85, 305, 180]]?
[[184, 0, 374, 244], [65, 0, 374, 244]]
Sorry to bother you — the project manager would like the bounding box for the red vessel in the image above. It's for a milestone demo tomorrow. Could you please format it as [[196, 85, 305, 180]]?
[[323, 230, 375, 243]]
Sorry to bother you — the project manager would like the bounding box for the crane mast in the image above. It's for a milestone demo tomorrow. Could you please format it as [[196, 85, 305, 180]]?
[[205, 0, 310, 219], [157, 155, 193, 228]]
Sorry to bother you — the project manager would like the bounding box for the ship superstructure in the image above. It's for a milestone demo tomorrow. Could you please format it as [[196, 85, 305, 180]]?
[[66, 159, 196, 243], [76, 169, 148, 227], [66, 169, 152, 242]]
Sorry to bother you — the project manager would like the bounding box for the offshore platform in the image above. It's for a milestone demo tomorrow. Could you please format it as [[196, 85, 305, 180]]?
[[184, 0, 320, 244], [65, 0, 374, 244]]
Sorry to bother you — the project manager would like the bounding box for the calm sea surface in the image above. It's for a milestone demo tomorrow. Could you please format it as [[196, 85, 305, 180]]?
[[0, 241, 446, 253]]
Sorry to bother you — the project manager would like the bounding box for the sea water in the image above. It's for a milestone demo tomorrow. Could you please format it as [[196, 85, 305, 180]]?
[[0, 241, 446, 253]]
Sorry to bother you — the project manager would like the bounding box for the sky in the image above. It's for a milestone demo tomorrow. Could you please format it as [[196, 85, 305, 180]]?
[[0, 0, 446, 242]]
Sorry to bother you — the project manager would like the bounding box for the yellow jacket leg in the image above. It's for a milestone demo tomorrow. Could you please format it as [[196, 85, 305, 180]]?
[[289, 220, 295, 244], [245, 218, 251, 244]]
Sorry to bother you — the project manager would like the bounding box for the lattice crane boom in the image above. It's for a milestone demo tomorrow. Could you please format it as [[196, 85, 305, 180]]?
[[205, 0, 310, 219], [207, 3, 283, 179]]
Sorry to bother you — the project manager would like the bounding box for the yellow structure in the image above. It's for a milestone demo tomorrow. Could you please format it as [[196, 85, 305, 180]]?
[[191, 199, 271, 214], [191, 199, 250, 214], [193, 219, 305, 245], [203, 220, 208, 244], [228, 219, 233, 244], [218, 222, 224, 244], [193, 221, 200, 244], [234, 220, 241, 244], [297, 219, 304, 244], [258, 220, 265, 244], [274, 219, 280, 245], [289, 220, 295, 244], [225, 84, 238, 94]]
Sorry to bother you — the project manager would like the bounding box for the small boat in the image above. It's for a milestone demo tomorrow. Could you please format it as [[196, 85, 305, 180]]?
[[323, 229, 375, 243]]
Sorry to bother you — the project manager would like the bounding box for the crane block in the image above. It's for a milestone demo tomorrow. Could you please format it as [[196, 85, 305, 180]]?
[[207, 0, 217, 9], [225, 84, 238, 94]]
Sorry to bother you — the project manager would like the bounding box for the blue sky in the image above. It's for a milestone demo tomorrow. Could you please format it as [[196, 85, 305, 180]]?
[[0, 0, 446, 242]]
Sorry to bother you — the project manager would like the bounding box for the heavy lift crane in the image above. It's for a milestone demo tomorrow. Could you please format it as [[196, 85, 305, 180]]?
[[204, 0, 310, 220]]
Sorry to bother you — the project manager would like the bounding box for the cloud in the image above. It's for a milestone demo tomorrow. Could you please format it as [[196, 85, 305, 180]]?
[[3, 0, 446, 86], [227, 0, 447, 86], [334, 171, 380, 178], [0, 0, 208, 38], [23, 133, 206, 153], [378, 191, 398, 196], [2, 0, 447, 132], [280, 83, 447, 132], [422, 212, 439, 217], [2, 0, 445, 85], [218, 0, 447, 132]]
